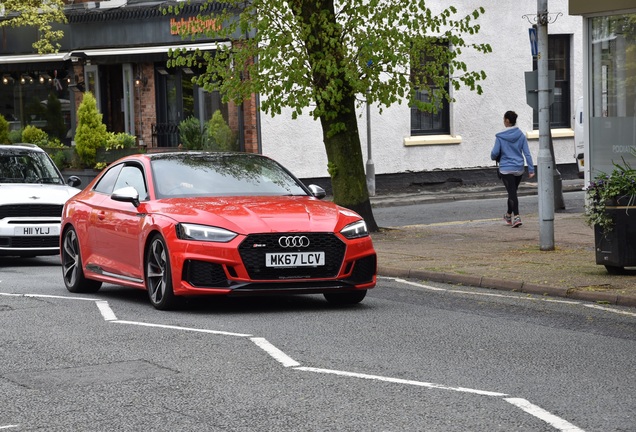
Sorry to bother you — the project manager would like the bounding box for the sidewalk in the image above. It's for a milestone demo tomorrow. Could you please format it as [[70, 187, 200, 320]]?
[[369, 179, 636, 307]]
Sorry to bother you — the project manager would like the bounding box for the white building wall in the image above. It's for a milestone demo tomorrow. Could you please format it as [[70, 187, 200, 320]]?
[[260, 0, 583, 179]]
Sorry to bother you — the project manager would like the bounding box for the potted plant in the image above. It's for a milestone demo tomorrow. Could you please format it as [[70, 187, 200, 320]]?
[[585, 150, 636, 273]]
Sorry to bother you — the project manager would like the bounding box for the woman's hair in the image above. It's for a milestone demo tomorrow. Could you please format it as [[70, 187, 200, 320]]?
[[504, 111, 518, 126]]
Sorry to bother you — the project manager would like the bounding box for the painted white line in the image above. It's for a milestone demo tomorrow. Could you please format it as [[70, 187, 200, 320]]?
[[505, 398, 585, 432], [112, 320, 252, 337], [392, 277, 636, 317], [96, 301, 117, 321], [392, 278, 446, 292], [295, 366, 507, 397], [251, 337, 301, 367], [0, 292, 97, 301], [0, 425, 19, 430], [584, 304, 636, 317]]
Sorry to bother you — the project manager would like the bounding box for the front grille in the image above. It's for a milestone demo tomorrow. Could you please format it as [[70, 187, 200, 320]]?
[[0, 204, 64, 220], [345, 254, 377, 284], [183, 260, 229, 288], [0, 236, 59, 248], [238, 233, 346, 280]]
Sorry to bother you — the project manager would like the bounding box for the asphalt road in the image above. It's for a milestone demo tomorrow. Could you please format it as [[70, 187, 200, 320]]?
[[373, 190, 586, 227], [1, 255, 634, 431]]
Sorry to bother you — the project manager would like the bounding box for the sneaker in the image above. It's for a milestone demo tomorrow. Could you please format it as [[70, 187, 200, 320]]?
[[504, 214, 512, 225], [512, 216, 522, 228]]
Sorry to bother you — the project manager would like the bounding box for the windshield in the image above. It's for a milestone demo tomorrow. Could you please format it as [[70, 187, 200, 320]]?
[[0, 150, 64, 184], [151, 153, 309, 198]]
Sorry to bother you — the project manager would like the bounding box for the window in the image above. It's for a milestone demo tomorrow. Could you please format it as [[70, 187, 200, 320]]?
[[533, 34, 571, 128], [410, 41, 450, 136]]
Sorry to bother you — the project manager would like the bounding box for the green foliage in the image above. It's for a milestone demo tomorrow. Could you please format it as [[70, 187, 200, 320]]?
[[22, 125, 49, 146], [0, 0, 67, 54], [74, 92, 108, 168], [0, 114, 9, 144], [8, 129, 22, 144], [178, 116, 206, 150], [205, 111, 237, 151], [166, 0, 491, 125], [105, 132, 137, 150], [585, 150, 636, 233]]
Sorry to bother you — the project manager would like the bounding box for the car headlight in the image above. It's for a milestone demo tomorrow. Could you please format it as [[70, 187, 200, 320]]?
[[340, 220, 369, 239], [177, 223, 237, 243]]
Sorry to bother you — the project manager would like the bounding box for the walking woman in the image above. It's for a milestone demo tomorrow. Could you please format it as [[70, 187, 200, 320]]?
[[491, 111, 535, 228]]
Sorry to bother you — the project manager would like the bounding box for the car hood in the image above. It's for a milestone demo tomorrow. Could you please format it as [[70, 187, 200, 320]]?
[[0, 184, 81, 206], [149, 196, 360, 233]]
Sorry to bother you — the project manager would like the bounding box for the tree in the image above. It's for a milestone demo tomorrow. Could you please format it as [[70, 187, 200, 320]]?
[[75, 92, 108, 168], [0, 0, 67, 54], [166, 0, 491, 231]]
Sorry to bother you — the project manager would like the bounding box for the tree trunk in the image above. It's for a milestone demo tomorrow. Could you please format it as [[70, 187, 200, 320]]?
[[293, 0, 379, 231], [319, 97, 379, 232]]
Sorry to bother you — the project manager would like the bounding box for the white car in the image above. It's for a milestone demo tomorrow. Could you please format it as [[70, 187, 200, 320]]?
[[0, 144, 82, 257]]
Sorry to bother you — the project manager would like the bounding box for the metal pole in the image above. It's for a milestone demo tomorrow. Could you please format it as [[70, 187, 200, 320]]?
[[537, 0, 554, 250], [366, 90, 375, 196]]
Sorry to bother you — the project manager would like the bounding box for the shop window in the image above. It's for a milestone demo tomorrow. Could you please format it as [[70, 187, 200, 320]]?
[[533, 34, 571, 129], [0, 70, 72, 144], [410, 41, 450, 136]]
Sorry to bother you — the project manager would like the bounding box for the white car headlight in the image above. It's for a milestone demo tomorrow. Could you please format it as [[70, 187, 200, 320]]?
[[340, 220, 369, 239], [177, 223, 237, 243]]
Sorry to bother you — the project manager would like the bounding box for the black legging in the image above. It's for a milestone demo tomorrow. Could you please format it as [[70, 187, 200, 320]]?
[[501, 173, 522, 216]]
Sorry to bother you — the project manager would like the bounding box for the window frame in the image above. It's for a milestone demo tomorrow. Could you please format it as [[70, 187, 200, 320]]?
[[532, 34, 571, 129]]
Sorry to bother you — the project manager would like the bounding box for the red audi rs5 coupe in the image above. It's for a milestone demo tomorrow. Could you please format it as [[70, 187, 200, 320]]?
[[61, 152, 376, 310]]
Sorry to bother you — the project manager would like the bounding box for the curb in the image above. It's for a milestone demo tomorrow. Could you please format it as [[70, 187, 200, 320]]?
[[378, 266, 636, 308]]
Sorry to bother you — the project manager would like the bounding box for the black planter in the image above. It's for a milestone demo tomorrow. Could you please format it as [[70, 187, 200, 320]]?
[[594, 203, 636, 274]]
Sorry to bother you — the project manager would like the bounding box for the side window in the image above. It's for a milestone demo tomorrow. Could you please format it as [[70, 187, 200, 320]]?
[[533, 34, 571, 128], [410, 40, 450, 136], [93, 164, 123, 194], [113, 165, 148, 200]]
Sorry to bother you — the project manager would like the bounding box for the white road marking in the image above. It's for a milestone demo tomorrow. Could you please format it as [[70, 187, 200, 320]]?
[[96, 301, 117, 321], [295, 366, 507, 397], [0, 292, 587, 431], [385, 277, 635, 316], [505, 398, 586, 432], [0, 292, 96, 301], [251, 337, 300, 367], [112, 320, 252, 337], [584, 303, 636, 317]]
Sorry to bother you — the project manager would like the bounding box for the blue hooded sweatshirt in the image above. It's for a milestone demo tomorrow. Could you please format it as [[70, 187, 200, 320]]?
[[491, 127, 534, 175]]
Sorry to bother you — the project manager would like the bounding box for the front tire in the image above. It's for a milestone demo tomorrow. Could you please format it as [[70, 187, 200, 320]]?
[[145, 234, 178, 310], [324, 290, 367, 306], [61, 227, 102, 293]]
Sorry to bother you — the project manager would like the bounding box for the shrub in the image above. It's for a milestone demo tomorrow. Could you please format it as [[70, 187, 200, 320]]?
[[74, 92, 108, 168], [105, 132, 137, 150], [205, 110, 237, 151], [178, 116, 206, 150], [8, 129, 22, 143], [43, 92, 67, 141], [22, 125, 49, 146], [0, 114, 9, 144]]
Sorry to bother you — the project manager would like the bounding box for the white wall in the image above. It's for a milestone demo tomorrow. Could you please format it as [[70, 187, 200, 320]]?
[[260, 0, 583, 179]]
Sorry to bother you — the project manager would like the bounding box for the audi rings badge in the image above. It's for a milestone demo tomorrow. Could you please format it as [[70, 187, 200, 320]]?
[[278, 235, 310, 248]]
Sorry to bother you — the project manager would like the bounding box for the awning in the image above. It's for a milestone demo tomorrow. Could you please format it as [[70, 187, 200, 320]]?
[[0, 52, 69, 65], [64, 41, 231, 61]]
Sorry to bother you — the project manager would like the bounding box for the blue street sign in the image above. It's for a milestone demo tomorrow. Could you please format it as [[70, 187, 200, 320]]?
[[529, 28, 538, 57]]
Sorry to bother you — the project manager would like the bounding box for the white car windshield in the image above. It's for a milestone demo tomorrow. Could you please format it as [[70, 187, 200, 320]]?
[[0, 150, 64, 185]]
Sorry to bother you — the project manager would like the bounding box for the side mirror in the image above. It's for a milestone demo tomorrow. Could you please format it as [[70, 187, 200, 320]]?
[[112, 186, 140, 207], [66, 175, 81, 188], [308, 184, 326, 199]]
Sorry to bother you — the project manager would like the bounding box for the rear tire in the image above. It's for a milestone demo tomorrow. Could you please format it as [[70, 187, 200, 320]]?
[[324, 290, 367, 306], [145, 234, 178, 310], [61, 227, 102, 293]]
